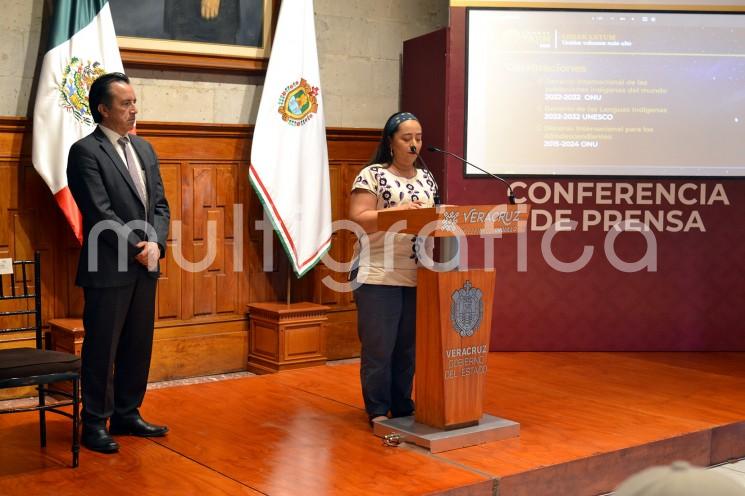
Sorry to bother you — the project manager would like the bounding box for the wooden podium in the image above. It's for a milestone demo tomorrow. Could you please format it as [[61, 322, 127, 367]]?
[[373, 204, 529, 450]]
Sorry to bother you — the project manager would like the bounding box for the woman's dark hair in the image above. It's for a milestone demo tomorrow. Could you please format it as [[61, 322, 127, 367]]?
[[89, 72, 130, 124], [367, 111, 423, 168]]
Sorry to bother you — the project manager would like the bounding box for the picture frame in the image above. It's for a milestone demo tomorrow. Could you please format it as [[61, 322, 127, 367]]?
[[110, 0, 278, 73]]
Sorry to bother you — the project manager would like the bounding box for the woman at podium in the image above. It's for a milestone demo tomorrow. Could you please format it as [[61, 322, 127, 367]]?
[[348, 112, 438, 426]]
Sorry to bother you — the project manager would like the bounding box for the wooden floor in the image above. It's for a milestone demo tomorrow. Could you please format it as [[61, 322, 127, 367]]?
[[2, 352, 745, 495]]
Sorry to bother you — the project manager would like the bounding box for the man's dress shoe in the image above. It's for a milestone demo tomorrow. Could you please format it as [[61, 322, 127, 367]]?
[[81, 424, 119, 453], [109, 416, 169, 437]]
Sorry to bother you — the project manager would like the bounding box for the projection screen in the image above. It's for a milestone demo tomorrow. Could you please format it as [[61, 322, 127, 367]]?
[[465, 8, 745, 176]]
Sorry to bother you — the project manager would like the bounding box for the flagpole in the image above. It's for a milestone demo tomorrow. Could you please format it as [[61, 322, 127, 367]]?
[[286, 269, 292, 306]]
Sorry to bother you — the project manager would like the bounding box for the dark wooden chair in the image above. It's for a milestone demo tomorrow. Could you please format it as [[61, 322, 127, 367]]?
[[0, 252, 81, 467]]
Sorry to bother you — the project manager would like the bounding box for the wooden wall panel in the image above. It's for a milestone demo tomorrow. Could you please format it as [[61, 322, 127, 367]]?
[[156, 161, 181, 321], [311, 160, 368, 308], [184, 162, 244, 319], [0, 117, 376, 377], [0, 162, 14, 255]]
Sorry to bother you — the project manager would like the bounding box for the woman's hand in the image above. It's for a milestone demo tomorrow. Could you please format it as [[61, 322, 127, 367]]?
[[201, 0, 220, 19], [397, 201, 427, 210]]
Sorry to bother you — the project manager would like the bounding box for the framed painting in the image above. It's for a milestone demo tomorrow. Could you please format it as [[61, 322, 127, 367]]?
[[109, 0, 278, 72]]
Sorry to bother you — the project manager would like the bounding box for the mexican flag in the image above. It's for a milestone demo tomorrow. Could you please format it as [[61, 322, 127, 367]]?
[[32, 0, 123, 243], [249, 0, 332, 277]]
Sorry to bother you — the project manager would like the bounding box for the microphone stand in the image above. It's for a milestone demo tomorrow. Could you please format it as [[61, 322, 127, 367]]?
[[428, 146, 516, 205], [411, 145, 441, 205]]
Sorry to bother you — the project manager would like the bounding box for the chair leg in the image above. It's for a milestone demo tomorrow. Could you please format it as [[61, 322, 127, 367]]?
[[72, 378, 80, 468], [38, 384, 47, 448]]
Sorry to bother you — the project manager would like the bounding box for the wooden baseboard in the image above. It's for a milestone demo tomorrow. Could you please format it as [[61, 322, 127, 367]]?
[[151, 318, 249, 381], [48, 317, 249, 383]]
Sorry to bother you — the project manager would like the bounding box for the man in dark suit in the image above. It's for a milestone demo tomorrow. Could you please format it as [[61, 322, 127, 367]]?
[[67, 72, 170, 454]]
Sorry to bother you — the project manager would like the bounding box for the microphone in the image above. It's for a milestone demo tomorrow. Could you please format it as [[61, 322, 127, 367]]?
[[427, 146, 515, 205], [410, 145, 441, 205]]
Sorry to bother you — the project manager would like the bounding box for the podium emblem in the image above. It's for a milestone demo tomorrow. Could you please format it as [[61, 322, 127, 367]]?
[[450, 281, 483, 337]]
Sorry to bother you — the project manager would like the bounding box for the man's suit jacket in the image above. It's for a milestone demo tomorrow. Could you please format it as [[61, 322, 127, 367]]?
[[67, 126, 170, 288]]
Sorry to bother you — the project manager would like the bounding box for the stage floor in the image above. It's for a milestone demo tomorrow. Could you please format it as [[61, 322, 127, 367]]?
[[2, 352, 745, 495]]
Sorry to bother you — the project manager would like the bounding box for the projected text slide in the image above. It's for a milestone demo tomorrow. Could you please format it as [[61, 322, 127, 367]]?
[[466, 10, 745, 176]]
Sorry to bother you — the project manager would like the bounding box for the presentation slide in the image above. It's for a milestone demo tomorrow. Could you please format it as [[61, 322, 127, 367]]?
[[466, 9, 745, 176]]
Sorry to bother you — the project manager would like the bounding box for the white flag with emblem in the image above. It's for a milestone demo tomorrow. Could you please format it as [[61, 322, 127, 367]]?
[[32, 0, 123, 243], [249, 0, 332, 277]]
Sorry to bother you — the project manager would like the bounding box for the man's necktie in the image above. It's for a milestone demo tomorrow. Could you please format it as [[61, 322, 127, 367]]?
[[118, 136, 147, 205]]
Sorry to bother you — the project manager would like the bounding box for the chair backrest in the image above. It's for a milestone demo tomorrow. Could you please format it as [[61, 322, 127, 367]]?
[[0, 252, 42, 350]]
